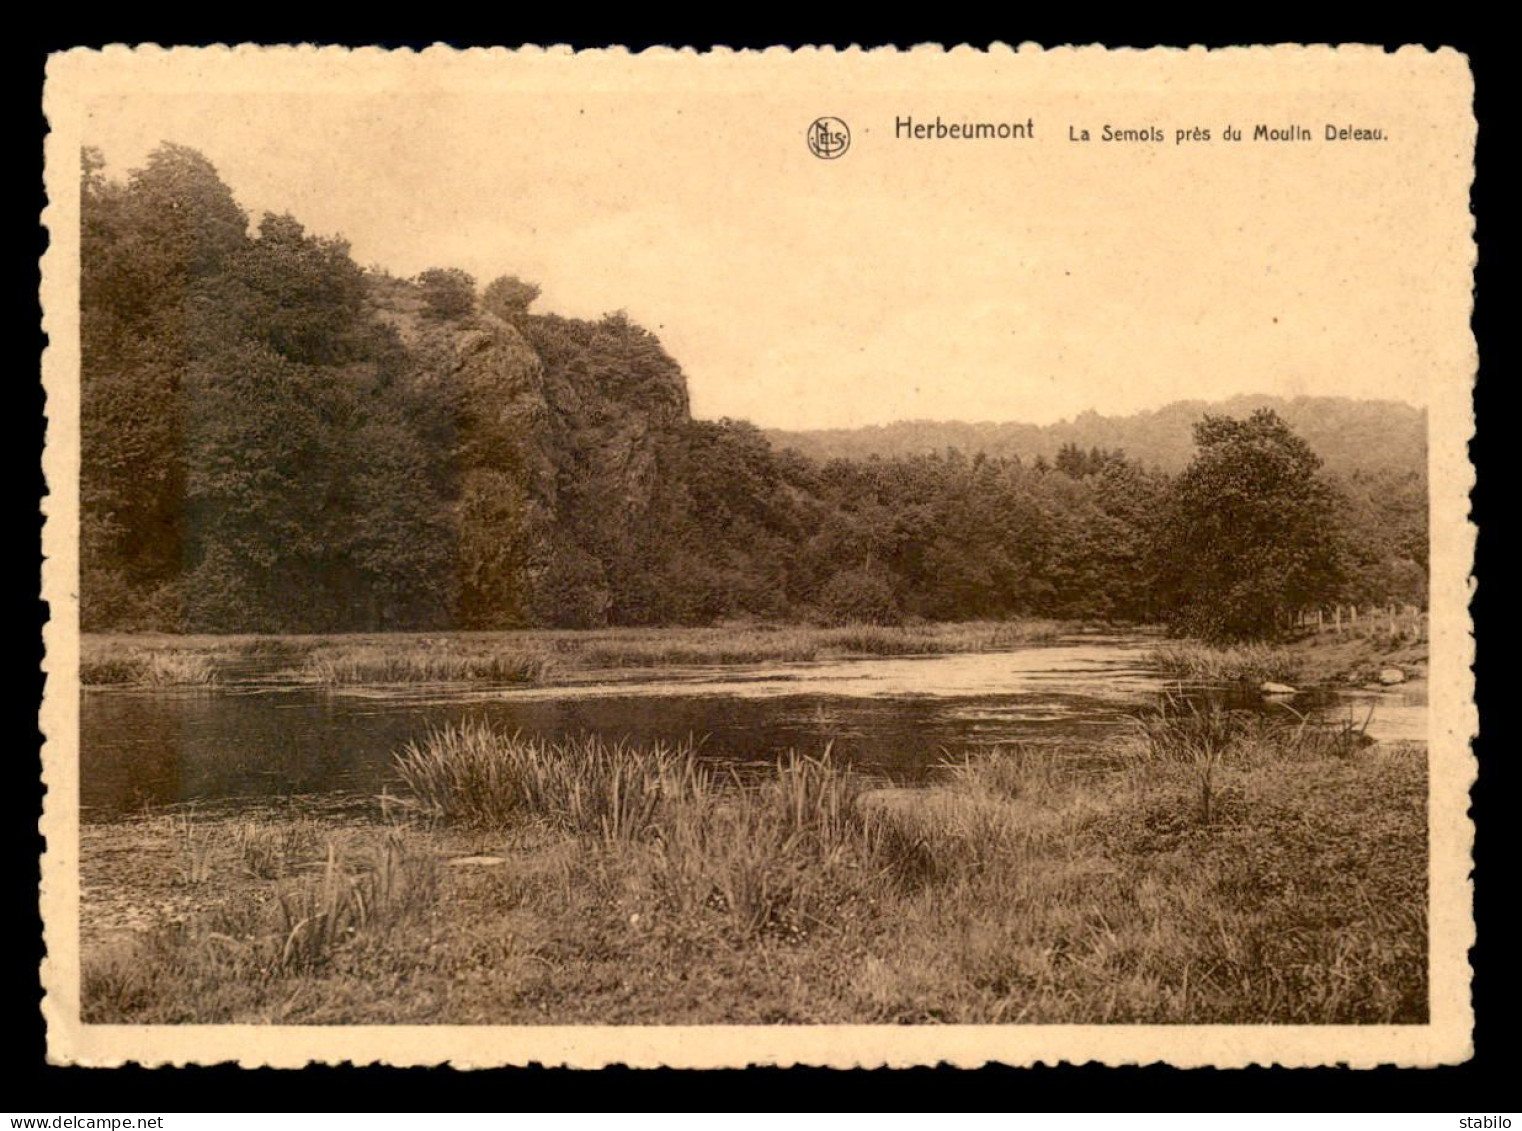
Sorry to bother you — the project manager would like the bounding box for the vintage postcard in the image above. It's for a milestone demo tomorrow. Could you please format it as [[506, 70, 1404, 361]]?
[[40, 44, 1476, 1067]]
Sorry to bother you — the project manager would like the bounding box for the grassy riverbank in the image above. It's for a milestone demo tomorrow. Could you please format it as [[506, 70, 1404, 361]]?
[[79, 619, 1077, 687], [1149, 619, 1429, 688], [81, 710, 1426, 1025]]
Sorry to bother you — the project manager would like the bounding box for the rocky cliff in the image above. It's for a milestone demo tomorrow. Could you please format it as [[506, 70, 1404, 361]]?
[[366, 274, 692, 627]]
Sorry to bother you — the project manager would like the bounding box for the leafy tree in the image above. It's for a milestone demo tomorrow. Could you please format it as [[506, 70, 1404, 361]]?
[[482, 275, 541, 322], [1154, 409, 1346, 641], [1333, 467, 1429, 609], [417, 267, 477, 320], [79, 143, 251, 629], [83, 144, 457, 632]]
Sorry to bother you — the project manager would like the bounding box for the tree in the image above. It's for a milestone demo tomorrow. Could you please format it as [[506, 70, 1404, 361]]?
[[417, 267, 477, 320], [1153, 409, 1346, 641], [482, 275, 541, 322], [79, 143, 253, 629]]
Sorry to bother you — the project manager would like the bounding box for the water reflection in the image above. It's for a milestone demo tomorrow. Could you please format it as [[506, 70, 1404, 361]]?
[[79, 638, 1426, 818]]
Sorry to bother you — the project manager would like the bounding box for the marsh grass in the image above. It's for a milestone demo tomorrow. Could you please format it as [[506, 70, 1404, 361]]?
[[1148, 641, 1304, 684], [302, 644, 555, 685], [82, 829, 440, 1017], [82, 619, 1072, 690], [1125, 690, 1375, 822], [568, 619, 1068, 668], [637, 750, 883, 944], [271, 834, 439, 971], [863, 792, 1029, 889], [393, 723, 709, 837], [173, 815, 217, 886], [940, 744, 1060, 803], [233, 818, 323, 879], [83, 722, 1427, 1025], [81, 649, 219, 687]]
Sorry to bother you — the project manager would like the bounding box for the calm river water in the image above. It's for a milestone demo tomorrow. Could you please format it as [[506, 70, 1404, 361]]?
[[79, 636, 1427, 819]]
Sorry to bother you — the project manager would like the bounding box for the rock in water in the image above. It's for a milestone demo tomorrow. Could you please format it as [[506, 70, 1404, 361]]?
[[1260, 681, 1298, 695], [1378, 667, 1407, 685]]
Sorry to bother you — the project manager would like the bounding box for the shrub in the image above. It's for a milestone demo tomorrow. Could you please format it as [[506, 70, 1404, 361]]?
[[417, 267, 477, 320]]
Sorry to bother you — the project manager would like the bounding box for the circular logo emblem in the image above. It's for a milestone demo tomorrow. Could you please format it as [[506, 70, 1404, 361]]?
[[807, 117, 851, 160]]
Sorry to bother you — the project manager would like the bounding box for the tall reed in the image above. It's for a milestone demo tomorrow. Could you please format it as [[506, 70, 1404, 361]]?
[[304, 645, 554, 685], [81, 650, 219, 687], [393, 723, 708, 838], [1148, 641, 1303, 684], [270, 833, 438, 971]]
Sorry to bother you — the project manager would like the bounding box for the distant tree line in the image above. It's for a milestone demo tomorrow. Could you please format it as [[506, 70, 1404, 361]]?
[[764, 396, 1430, 480], [79, 145, 1428, 641]]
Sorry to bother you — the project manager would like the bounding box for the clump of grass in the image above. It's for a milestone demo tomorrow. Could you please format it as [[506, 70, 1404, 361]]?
[[1149, 641, 1303, 684], [577, 633, 821, 667], [141, 651, 219, 686], [303, 644, 555, 685], [940, 744, 1059, 803], [233, 819, 322, 879], [1126, 692, 1243, 823], [814, 624, 930, 657], [80, 649, 219, 687], [1125, 691, 1377, 823], [173, 815, 217, 886], [393, 723, 708, 837], [240, 636, 321, 659], [983, 620, 1064, 647], [79, 656, 144, 685], [636, 748, 882, 944], [271, 834, 439, 971], [862, 791, 1030, 889], [570, 619, 1067, 668], [82, 830, 441, 1015], [817, 619, 1064, 658], [395, 726, 885, 944]]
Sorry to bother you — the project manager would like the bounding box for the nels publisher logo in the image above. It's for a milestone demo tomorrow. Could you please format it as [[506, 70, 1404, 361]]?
[[807, 117, 851, 159]]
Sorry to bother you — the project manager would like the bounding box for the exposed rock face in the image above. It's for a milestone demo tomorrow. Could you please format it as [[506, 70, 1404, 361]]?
[[367, 276, 692, 627], [1378, 667, 1407, 686]]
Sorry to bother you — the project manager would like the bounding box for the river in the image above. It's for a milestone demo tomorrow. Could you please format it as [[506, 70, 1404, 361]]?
[[78, 635, 1426, 819]]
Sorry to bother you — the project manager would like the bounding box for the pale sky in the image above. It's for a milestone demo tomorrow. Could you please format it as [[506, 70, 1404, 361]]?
[[78, 53, 1467, 429]]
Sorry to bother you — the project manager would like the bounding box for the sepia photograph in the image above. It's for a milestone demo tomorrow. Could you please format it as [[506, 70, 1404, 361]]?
[[40, 44, 1476, 1068]]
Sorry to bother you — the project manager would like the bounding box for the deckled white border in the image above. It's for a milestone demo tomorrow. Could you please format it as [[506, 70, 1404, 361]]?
[[40, 42, 1477, 1068]]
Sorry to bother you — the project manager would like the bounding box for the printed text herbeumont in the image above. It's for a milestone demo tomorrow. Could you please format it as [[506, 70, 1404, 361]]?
[[896, 115, 1036, 140]]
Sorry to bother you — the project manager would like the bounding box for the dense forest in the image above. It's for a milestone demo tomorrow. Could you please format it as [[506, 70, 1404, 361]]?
[[79, 144, 1429, 640]]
